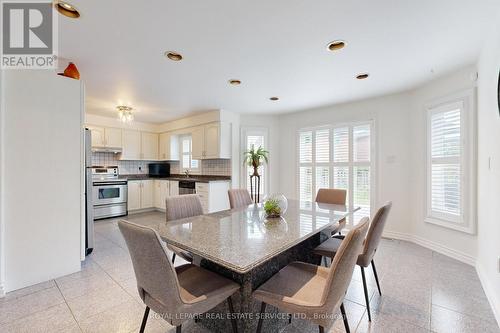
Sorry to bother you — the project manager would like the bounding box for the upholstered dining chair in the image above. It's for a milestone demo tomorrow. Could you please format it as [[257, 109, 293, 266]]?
[[118, 220, 240, 333], [316, 188, 348, 236], [253, 217, 369, 333], [228, 189, 253, 209], [165, 194, 204, 264], [313, 202, 392, 322]]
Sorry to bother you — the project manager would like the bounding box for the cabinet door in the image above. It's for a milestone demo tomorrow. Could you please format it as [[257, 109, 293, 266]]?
[[169, 181, 179, 196], [121, 130, 141, 160], [204, 123, 220, 158], [141, 180, 154, 208], [128, 181, 141, 211], [142, 132, 159, 160], [153, 180, 162, 208], [159, 180, 169, 210], [159, 133, 168, 160], [191, 127, 204, 160], [105, 127, 122, 148], [88, 126, 105, 147]]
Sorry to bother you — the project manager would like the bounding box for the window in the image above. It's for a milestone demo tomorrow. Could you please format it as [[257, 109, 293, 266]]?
[[297, 122, 373, 224], [180, 135, 199, 172], [426, 90, 476, 233], [241, 128, 269, 197]]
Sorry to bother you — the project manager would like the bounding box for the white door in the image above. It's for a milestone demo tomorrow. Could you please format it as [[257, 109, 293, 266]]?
[[128, 181, 141, 210], [169, 181, 179, 196], [121, 130, 141, 160], [105, 128, 122, 148], [204, 123, 220, 158], [142, 132, 159, 160], [141, 180, 154, 208], [88, 126, 105, 147], [191, 127, 204, 159]]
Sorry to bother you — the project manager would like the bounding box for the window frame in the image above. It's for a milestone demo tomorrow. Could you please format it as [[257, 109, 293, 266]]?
[[425, 89, 476, 234], [179, 134, 200, 174], [296, 121, 376, 225], [240, 127, 270, 196]]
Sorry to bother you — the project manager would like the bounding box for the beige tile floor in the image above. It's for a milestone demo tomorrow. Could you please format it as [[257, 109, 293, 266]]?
[[0, 211, 498, 333]]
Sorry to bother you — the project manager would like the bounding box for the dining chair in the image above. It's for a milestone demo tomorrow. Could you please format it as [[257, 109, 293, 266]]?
[[118, 220, 240, 333], [313, 202, 392, 321], [253, 217, 369, 333], [165, 194, 204, 264], [316, 188, 348, 236], [228, 189, 253, 209]]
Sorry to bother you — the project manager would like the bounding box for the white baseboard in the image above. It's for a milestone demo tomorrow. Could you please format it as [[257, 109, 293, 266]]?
[[382, 230, 476, 266], [476, 262, 500, 328]]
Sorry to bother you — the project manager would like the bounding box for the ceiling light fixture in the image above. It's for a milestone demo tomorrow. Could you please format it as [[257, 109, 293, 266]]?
[[269, 97, 279, 101], [117, 105, 134, 123], [327, 40, 346, 51], [228, 79, 241, 85], [356, 73, 369, 80], [165, 51, 183, 61], [54, 1, 80, 18]]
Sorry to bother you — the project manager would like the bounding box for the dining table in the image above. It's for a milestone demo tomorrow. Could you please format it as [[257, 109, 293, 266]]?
[[158, 199, 360, 333]]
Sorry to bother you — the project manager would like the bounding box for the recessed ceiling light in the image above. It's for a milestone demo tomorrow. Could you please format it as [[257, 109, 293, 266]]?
[[228, 79, 241, 86], [327, 40, 346, 51], [165, 52, 183, 61], [54, 1, 80, 18], [356, 73, 369, 80], [270, 97, 279, 101]]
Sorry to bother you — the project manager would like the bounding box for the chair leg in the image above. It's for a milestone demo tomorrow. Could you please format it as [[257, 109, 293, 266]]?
[[371, 260, 381, 295], [322, 256, 328, 267], [340, 303, 350, 333], [176, 325, 181, 333], [139, 306, 150, 333], [172, 253, 176, 264], [227, 296, 238, 333], [318, 325, 325, 333], [256, 302, 266, 333], [360, 266, 372, 321], [288, 313, 292, 324]]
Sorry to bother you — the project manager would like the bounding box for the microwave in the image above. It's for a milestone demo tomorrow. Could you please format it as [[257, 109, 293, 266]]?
[[148, 163, 170, 178]]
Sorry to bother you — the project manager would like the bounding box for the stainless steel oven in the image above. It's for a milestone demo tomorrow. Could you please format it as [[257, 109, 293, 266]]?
[[92, 166, 128, 219]]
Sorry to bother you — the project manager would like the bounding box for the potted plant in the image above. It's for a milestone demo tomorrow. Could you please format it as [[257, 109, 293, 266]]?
[[263, 194, 288, 219], [243, 144, 269, 177]]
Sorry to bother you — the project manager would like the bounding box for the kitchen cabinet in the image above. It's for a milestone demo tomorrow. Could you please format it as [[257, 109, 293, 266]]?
[[121, 130, 141, 160], [141, 132, 159, 160], [191, 122, 231, 159], [195, 181, 230, 213], [88, 126, 105, 147], [159, 132, 179, 160], [87, 126, 122, 148], [128, 180, 154, 211], [169, 180, 179, 196], [154, 180, 170, 210]]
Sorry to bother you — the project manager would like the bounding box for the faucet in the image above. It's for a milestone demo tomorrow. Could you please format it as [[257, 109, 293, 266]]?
[[184, 169, 190, 178]]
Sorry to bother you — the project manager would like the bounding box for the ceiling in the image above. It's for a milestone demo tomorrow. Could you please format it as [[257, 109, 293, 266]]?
[[59, 0, 500, 123]]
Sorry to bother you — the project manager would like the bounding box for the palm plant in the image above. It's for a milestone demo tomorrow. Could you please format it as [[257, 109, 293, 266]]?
[[243, 145, 269, 177]]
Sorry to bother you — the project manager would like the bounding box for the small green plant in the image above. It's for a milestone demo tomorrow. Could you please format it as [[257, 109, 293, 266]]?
[[264, 198, 281, 217], [243, 145, 269, 176]]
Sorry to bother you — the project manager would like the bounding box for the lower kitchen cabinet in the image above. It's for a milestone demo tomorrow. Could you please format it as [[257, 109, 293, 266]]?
[[128, 180, 154, 211], [170, 180, 179, 196], [154, 180, 170, 210], [195, 181, 230, 213]]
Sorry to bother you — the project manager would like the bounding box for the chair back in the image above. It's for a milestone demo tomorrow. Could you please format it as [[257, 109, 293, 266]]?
[[321, 217, 369, 309], [118, 220, 183, 312], [358, 202, 392, 266], [315, 188, 347, 205], [228, 189, 253, 209], [165, 194, 204, 221]]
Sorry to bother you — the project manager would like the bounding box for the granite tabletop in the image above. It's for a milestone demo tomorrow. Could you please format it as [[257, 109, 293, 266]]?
[[157, 199, 358, 274]]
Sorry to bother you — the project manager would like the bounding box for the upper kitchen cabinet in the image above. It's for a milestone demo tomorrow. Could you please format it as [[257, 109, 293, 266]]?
[[159, 132, 179, 161], [87, 126, 105, 147], [141, 132, 159, 160], [87, 126, 122, 149], [121, 129, 141, 160], [191, 122, 231, 159]]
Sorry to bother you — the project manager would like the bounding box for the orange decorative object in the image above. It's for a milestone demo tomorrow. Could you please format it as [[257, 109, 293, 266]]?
[[63, 62, 80, 80]]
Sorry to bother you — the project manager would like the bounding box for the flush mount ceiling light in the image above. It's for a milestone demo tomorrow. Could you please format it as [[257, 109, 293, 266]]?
[[228, 79, 241, 86], [327, 40, 346, 51], [269, 97, 279, 101], [117, 105, 134, 123], [54, 1, 80, 18], [356, 73, 370, 80], [165, 51, 183, 61]]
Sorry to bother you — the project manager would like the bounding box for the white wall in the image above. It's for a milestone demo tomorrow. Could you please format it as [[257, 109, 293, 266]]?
[[2, 71, 83, 292], [408, 66, 478, 262], [276, 93, 413, 236], [0, 70, 4, 296], [476, 16, 500, 323]]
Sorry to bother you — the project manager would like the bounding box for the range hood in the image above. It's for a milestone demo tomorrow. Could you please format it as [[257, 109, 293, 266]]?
[[91, 146, 122, 153]]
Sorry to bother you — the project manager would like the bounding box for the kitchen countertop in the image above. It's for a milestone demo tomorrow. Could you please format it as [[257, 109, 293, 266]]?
[[119, 174, 231, 183]]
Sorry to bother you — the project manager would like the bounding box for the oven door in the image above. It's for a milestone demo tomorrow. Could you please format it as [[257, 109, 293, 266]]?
[[93, 182, 127, 206]]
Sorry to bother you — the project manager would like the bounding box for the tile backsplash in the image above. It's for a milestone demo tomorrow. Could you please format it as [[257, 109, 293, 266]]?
[[91, 152, 231, 176]]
